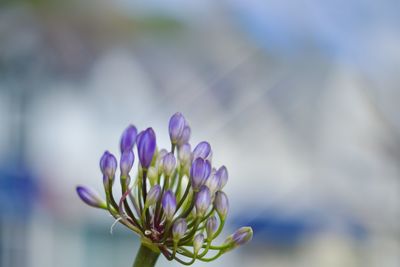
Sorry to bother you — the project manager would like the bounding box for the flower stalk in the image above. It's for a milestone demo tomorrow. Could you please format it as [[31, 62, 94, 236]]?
[[133, 244, 160, 267]]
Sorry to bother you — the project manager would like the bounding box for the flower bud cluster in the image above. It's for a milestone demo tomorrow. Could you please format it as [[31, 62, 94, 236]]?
[[76, 112, 253, 264]]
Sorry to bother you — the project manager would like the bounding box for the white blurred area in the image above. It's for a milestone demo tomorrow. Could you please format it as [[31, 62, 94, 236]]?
[[0, 0, 399, 267]]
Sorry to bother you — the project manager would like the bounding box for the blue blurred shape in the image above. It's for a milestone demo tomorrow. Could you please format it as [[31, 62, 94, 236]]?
[[235, 211, 313, 246], [233, 208, 368, 246], [0, 162, 37, 219]]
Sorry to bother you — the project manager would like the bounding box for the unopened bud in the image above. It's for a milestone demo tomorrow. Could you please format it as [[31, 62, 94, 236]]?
[[214, 191, 229, 219], [190, 158, 211, 191], [172, 218, 187, 242], [145, 185, 161, 207], [162, 190, 177, 220], [100, 151, 117, 186], [223, 227, 253, 250], [192, 141, 212, 160], [137, 128, 156, 169], [120, 125, 137, 152], [120, 150, 134, 177], [195, 185, 211, 217], [76, 186, 106, 209], [162, 152, 176, 177], [193, 233, 205, 255], [206, 216, 218, 239]]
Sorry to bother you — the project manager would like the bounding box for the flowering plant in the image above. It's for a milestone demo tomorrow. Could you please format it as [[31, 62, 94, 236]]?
[[76, 113, 253, 267]]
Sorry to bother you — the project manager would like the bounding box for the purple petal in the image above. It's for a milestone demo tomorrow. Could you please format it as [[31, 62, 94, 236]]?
[[206, 216, 218, 238], [192, 141, 212, 160], [146, 185, 161, 207], [162, 190, 177, 220], [100, 151, 117, 179], [190, 158, 211, 190], [162, 152, 176, 177], [172, 218, 187, 241], [231, 227, 253, 246], [169, 112, 186, 144], [177, 126, 191, 146], [195, 185, 211, 216], [76, 186, 105, 208], [120, 125, 137, 152], [216, 166, 228, 189], [178, 143, 192, 164], [137, 128, 156, 169], [120, 150, 134, 176], [214, 191, 229, 219], [193, 233, 205, 254], [206, 169, 220, 195]]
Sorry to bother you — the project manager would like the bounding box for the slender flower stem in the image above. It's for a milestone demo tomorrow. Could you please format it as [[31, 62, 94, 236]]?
[[133, 244, 160, 267], [142, 170, 148, 202]]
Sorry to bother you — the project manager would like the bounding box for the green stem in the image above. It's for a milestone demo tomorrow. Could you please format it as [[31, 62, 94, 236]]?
[[133, 244, 160, 267]]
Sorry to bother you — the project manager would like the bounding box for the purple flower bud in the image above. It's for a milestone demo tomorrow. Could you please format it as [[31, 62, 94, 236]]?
[[120, 150, 134, 176], [190, 158, 211, 190], [224, 227, 253, 248], [162, 152, 176, 177], [177, 126, 191, 146], [145, 185, 161, 207], [155, 148, 168, 174], [214, 191, 229, 219], [195, 185, 211, 217], [158, 148, 169, 159], [76, 186, 106, 208], [216, 166, 228, 189], [120, 125, 137, 152], [169, 112, 186, 145], [178, 143, 192, 164], [193, 233, 205, 254], [206, 169, 219, 195], [192, 141, 212, 160], [206, 216, 218, 239], [137, 128, 156, 169], [100, 151, 117, 184], [172, 218, 187, 242], [162, 190, 177, 220]]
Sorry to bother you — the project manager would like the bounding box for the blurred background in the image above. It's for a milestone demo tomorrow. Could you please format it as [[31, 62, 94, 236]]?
[[0, 0, 399, 266]]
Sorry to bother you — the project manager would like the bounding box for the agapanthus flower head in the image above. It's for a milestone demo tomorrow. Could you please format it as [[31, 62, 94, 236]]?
[[76, 113, 252, 265]]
